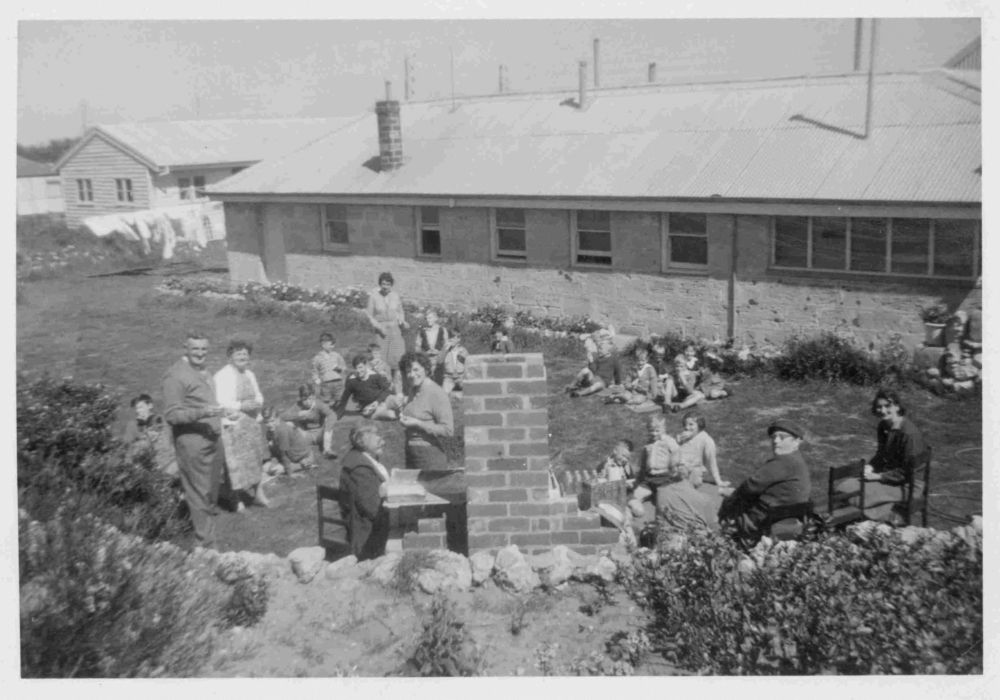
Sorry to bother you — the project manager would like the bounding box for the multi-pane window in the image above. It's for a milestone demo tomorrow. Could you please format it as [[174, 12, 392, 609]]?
[[179, 176, 207, 199], [76, 179, 93, 202], [575, 210, 612, 266], [772, 216, 979, 278], [418, 206, 442, 257], [193, 176, 206, 197], [115, 178, 134, 203], [178, 177, 191, 200], [493, 208, 527, 260], [322, 204, 350, 249], [665, 212, 708, 268]]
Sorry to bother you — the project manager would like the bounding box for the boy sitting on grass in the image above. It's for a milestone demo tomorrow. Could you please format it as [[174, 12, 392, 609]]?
[[368, 342, 392, 382], [604, 344, 661, 407], [280, 384, 336, 459], [564, 333, 623, 398], [263, 406, 316, 475], [664, 345, 706, 413], [335, 354, 396, 420]]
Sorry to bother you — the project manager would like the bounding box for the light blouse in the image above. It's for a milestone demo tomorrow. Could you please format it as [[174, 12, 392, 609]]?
[[213, 364, 264, 426]]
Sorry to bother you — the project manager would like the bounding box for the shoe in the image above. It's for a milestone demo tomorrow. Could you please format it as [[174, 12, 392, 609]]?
[[671, 404, 680, 413], [322, 451, 337, 460], [569, 390, 580, 398], [236, 501, 246, 513]]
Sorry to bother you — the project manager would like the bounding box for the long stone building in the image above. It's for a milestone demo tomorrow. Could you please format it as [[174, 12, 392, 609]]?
[[209, 68, 981, 346]]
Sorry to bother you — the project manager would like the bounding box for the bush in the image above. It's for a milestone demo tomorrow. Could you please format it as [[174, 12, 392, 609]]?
[[220, 574, 270, 629], [19, 507, 228, 678], [408, 595, 485, 676], [17, 374, 188, 541], [620, 526, 983, 675], [771, 332, 882, 386]]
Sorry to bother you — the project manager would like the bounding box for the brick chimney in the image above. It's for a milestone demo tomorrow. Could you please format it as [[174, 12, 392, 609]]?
[[375, 81, 403, 171]]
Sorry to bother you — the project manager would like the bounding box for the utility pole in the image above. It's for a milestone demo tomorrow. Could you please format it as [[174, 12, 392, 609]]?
[[864, 18, 878, 139], [853, 18, 864, 72], [450, 47, 456, 111], [404, 54, 412, 101]]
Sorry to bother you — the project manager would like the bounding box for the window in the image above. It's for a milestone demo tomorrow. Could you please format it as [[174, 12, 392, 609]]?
[[76, 179, 93, 202], [193, 176, 206, 197], [115, 178, 134, 203], [772, 216, 979, 279], [665, 212, 708, 268], [178, 177, 190, 200], [322, 204, 350, 250], [574, 210, 612, 266], [492, 208, 527, 260], [418, 206, 442, 257]]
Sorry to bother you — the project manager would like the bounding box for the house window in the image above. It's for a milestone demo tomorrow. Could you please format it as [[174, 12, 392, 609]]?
[[418, 206, 442, 257], [772, 216, 979, 279], [76, 179, 93, 202], [193, 176, 206, 197], [115, 178, 134, 203], [492, 208, 527, 260], [322, 204, 350, 250], [665, 212, 708, 268], [178, 177, 190, 200], [574, 210, 612, 266]]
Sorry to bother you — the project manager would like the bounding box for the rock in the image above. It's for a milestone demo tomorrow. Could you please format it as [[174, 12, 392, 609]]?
[[608, 543, 632, 566], [493, 545, 540, 593], [329, 577, 364, 594], [288, 546, 327, 584], [367, 552, 403, 586], [898, 526, 930, 546], [529, 545, 576, 587], [846, 521, 893, 543], [583, 555, 617, 582], [469, 550, 495, 586], [326, 555, 360, 579], [416, 551, 472, 594], [355, 558, 380, 576], [238, 551, 288, 581]]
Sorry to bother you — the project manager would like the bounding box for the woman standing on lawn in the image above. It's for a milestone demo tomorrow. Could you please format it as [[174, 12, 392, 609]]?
[[365, 272, 410, 395], [838, 388, 928, 523], [214, 340, 269, 510], [397, 352, 454, 470], [339, 423, 390, 560]]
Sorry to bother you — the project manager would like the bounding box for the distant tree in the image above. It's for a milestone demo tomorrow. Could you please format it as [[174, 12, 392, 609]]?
[[17, 137, 79, 165]]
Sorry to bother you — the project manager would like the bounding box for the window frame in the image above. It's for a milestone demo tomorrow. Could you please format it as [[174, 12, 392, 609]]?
[[571, 209, 614, 268], [178, 177, 191, 200], [193, 175, 206, 197], [115, 178, 134, 203], [320, 203, 351, 253], [416, 206, 443, 258], [661, 212, 709, 271], [770, 215, 980, 280], [490, 207, 528, 262], [76, 178, 93, 203]]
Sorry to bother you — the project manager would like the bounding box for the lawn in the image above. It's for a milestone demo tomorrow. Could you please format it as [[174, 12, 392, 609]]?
[[16, 262, 982, 556]]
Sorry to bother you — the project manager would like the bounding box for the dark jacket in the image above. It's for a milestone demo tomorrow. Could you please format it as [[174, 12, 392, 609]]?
[[591, 352, 624, 386], [870, 418, 926, 486], [722, 450, 811, 529], [336, 372, 392, 416], [338, 448, 389, 560]]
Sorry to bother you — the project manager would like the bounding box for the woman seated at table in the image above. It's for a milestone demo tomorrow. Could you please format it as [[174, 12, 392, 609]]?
[[338, 424, 390, 560], [397, 352, 455, 470], [837, 388, 928, 523]]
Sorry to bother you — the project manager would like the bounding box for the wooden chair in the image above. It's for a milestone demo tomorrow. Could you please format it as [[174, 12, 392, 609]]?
[[900, 447, 932, 527], [763, 500, 815, 541], [316, 484, 351, 559], [825, 459, 867, 528]]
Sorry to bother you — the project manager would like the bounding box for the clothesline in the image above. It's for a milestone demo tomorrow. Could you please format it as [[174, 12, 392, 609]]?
[[82, 201, 226, 260]]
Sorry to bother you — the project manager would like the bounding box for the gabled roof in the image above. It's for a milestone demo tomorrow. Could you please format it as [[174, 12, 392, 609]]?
[[210, 71, 980, 205], [17, 155, 56, 178], [55, 117, 363, 172]]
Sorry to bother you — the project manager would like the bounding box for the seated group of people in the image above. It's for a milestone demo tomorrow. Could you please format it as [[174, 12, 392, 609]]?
[[591, 387, 928, 542], [566, 332, 731, 413]]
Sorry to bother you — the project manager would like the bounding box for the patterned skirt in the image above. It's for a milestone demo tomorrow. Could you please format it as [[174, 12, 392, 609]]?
[[380, 322, 407, 367], [221, 415, 267, 491]]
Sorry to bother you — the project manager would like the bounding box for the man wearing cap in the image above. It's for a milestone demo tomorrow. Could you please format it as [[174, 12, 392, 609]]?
[[719, 419, 812, 538]]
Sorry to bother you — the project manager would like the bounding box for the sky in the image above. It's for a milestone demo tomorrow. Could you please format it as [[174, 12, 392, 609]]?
[[16, 14, 981, 146]]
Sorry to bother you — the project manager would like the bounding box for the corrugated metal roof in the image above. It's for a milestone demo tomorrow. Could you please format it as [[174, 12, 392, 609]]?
[[211, 72, 981, 204], [17, 155, 55, 178], [98, 117, 363, 169], [944, 36, 980, 70]]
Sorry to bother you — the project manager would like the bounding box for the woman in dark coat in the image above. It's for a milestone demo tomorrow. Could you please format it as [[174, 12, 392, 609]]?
[[338, 423, 390, 560]]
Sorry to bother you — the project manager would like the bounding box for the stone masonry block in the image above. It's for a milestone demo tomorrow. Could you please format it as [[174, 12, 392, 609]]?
[[488, 517, 531, 533], [488, 428, 527, 441], [510, 533, 553, 548], [466, 444, 507, 458], [531, 518, 552, 532], [550, 531, 580, 545], [464, 427, 490, 445], [507, 411, 548, 427], [526, 364, 545, 378], [560, 514, 603, 530], [465, 471, 506, 488], [462, 396, 483, 411], [418, 517, 447, 534], [467, 503, 509, 518], [402, 533, 446, 551], [464, 382, 504, 396], [464, 413, 504, 427], [528, 427, 549, 440], [528, 395, 548, 409], [527, 457, 550, 472], [468, 487, 492, 504], [580, 529, 621, 545], [487, 458, 527, 472], [485, 396, 524, 410], [569, 545, 599, 556], [508, 471, 550, 488], [465, 363, 486, 380], [469, 533, 510, 551], [486, 364, 525, 379], [506, 381, 548, 395], [509, 503, 559, 517], [464, 458, 487, 473], [488, 488, 529, 503], [528, 487, 551, 502], [508, 442, 550, 457], [468, 519, 489, 534]]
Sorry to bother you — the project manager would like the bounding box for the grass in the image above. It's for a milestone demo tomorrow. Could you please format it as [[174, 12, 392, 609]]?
[[16, 267, 982, 559]]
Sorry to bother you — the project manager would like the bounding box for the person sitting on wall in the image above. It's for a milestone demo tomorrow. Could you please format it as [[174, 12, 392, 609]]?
[[440, 326, 469, 398], [416, 309, 449, 383], [604, 343, 661, 409], [564, 332, 624, 398], [490, 324, 516, 355], [627, 413, 683, 518], [718, 419, 812, 539], [335, 353, 397, 420], [663, 345, 707, 413]]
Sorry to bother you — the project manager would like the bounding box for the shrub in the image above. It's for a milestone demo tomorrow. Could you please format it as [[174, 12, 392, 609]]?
[[408, 595, 485, 676], [619, 527, 983, 675], [220, 574, 270, 629], [389, 550, 439, 594], [771, 332, 882, 386], [19, 507, 228, 678]]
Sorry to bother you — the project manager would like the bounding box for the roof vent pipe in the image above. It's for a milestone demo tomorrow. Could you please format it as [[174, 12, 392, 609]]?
[[593, 38, 600, 88], [578, 60, 588, 109], [375, 81, 403, 171], [648, 62, 657, 83]]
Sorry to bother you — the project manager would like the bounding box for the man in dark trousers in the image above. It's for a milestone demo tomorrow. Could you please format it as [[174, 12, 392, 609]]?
[[719, 419, 811, 538], [163, 332, 225, 547]]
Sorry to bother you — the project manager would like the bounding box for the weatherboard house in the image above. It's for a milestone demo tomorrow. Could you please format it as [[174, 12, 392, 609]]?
[[55, 118, 359, 227], [209, 69, 981, 346]]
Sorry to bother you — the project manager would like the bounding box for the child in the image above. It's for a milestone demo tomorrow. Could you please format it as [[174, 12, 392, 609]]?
[[122, 394, 178, 476], [335, 354, 396, 420], [440, 326, 469, 396], [697, 351, 732, 400], [490, 324, 515, 355], [649, 340, 672, 400], [368, 342, 392, 382], [583, 331, 601, 365], [281, 384, 337, 459], [598, 439, 635, 482], [564, 334, 623, 398], [311, 332, 347, 407], [604, 344, 661, 406], [263, 406, 317, 475], [664, 345, 706, 413], [627, 414, 683, 518], [416, 310, 449, 381]]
